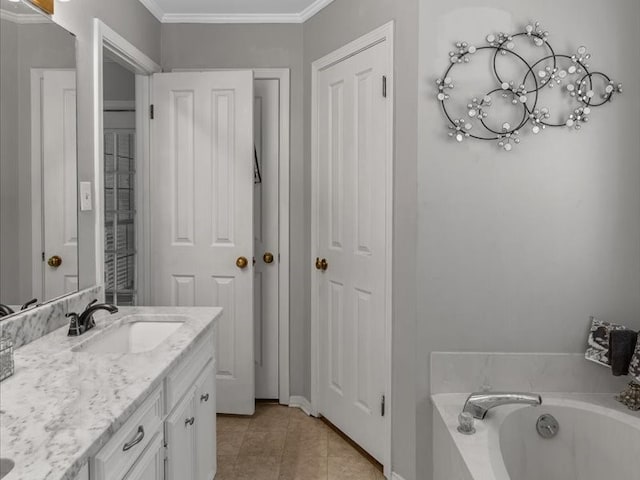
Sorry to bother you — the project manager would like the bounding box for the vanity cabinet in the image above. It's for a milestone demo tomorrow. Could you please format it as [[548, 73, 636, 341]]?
[[165, 361, 216, 480], [194, 362, 216, 480], [122, 434, 164, 480], [89, 328, 216, 480]]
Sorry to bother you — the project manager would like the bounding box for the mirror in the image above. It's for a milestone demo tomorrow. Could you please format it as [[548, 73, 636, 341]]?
[[0, 0, 78, 319]]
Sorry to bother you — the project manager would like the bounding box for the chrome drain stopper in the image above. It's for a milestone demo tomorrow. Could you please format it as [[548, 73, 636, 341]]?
[[536, 413, 559, 438]]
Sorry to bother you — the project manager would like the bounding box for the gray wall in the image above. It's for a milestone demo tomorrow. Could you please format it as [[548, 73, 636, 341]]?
[[52, 0, 161, 290], [0, 18, 20, 303], [103, 60, 136, 102], [416, 1, 640, 479], [303, 2, 419, 478], [161, 23, 308, 398]]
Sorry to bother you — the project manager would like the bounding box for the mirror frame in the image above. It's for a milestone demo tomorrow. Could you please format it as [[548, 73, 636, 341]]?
[[25, 0, 53, 15]]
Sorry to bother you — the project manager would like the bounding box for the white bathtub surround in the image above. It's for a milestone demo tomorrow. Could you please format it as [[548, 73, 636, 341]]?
[[0, 306, 221, 480], [430, 352, 630, 395], [0, 286, 102, 349], [432, 393, 640, 480]]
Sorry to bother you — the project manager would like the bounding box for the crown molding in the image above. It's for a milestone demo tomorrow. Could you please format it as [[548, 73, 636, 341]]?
[[163, 12, 302, 24], [137, 0, 335, 24], [299, 0, 335, 22], [0, 9, 50, 24], [137, 0, 164, 22]]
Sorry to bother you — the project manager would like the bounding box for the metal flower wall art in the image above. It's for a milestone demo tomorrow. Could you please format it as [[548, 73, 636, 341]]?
[[436, 21, 622, 151]]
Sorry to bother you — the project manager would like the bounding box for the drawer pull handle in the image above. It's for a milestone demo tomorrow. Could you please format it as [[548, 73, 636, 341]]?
[[200, 393, 210, 402], [185, 416, 195, 427], [122, 426, 145, 452]]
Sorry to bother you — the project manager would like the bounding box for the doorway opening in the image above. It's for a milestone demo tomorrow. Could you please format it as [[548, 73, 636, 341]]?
[[102, 55, 137, 305]]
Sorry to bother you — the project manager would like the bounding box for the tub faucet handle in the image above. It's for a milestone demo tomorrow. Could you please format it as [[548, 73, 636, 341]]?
[[457, 412, 476, 435]]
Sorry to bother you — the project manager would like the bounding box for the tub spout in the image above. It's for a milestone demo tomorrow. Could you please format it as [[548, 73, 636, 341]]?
[[463, 392, 542, 419]]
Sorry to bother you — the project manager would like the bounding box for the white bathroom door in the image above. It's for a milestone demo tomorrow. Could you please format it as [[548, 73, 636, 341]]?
[[314, 39, 390, 462], [150, 71, 255, 415], [42, 70, 78, 299], [253, 79, 280, 399]]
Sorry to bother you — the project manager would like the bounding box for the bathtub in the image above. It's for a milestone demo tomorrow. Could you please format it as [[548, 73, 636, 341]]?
[[432, 393, 640, 480]]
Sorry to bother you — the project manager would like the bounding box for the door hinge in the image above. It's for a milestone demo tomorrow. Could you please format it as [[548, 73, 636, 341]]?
[[381, 394, 386, 417], [382, 76, 387, 98], [150, 104, 155, 119]]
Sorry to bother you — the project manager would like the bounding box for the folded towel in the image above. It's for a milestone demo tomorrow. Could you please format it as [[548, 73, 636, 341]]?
[[609, 330, 639, 376], [585, 317, 627, 366]]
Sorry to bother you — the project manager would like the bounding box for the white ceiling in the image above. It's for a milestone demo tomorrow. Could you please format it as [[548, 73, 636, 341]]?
[[138, 0, 335, 23]]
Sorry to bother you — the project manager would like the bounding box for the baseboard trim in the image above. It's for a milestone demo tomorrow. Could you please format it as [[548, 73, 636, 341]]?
[[288, 396, 313, 416], [391, 473, 407, 480]]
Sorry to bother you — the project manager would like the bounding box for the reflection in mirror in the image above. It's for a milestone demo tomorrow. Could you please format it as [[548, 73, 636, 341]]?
[[0, 0, 78, 319], [102, 51, 138, 306]]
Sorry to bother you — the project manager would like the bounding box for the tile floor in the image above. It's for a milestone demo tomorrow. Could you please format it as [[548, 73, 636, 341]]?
[[216, 403, 384, 480]]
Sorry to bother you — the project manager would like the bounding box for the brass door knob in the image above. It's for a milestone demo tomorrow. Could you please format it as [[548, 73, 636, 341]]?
[[236, 256, 249, 269], [47, 255, 62, 268], [315, 257, 328, 271], [263, 252, 274, 264]]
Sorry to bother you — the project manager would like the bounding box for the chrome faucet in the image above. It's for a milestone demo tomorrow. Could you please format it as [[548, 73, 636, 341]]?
[[463, 392, 542, 419], [67, 299, 118, 336]]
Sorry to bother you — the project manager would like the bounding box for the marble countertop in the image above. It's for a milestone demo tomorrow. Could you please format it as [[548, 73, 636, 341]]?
[[0, 306, 221, 480]]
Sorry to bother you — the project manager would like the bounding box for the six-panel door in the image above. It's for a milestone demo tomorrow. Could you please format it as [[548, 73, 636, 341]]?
[[151, 71, 255, 415]]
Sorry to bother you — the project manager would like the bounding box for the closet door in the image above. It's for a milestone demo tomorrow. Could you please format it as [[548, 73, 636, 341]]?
[[151, 71, 255, 414]]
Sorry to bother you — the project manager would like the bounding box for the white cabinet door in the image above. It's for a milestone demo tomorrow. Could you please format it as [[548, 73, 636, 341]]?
[[123, 434, 164, 480], [195, 362, 217, 480], [150, 71, 255, 415], [166, 389, 196, 480]]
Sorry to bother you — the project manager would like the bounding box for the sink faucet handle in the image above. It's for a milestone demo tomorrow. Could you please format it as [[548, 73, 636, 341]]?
[[66, 313, 82, 337], [85, 299, 98, 310]]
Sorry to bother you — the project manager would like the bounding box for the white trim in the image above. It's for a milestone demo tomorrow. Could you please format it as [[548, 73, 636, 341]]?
[[136, 0, 334, 23], [391, 474, 407, 480], [170, 67, 291, 407], [288, 396, 313, 416], [93, 19, 161, 296], [162, 13, 302, 24], [0, 9, 49, 24], [310, 20, 394, 477]]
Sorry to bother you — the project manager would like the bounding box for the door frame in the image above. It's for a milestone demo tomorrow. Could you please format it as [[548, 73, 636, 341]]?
[[310, 21, 394, 475], [171, 67, 291, 406], [93, 19, 161, 303]]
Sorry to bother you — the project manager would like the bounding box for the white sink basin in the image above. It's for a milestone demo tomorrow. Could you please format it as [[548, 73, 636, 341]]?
[[73, 315, 186, 354]]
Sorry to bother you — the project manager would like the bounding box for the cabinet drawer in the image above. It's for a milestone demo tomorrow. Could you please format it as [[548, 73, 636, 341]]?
[[165, 330, 214, 412], [91, 385, 164, 480]]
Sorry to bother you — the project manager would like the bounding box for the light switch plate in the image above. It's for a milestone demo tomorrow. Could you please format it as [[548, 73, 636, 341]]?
[[80, 181, 92, 211]]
